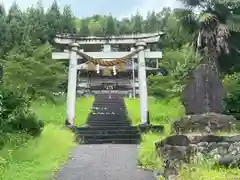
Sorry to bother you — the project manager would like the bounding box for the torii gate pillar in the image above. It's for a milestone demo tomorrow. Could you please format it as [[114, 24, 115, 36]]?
[[136, 41, 149, 125], [66, 43, 79, 126]]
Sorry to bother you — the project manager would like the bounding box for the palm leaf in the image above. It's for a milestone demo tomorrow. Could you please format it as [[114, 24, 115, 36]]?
[[198, 12, 218, 25]]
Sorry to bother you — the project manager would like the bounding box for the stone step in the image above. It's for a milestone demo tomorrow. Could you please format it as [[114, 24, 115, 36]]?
[[87, 117, 129, 120], [79, 138, 140, 144], [76, 126, 139, 132], [87, 121, 130, 125], [91, 106, 126, 108], [89, 114, 127, 117], [88, 114, 128, 117], [76, 129, 139, 135], [91, 106, 126, 109], [89, 112, 127, 116], [88, 116, 129, 119], [77, 133, 140, 140], [80, 93, 140, 144], [87, 124, 131, 127], [87, 120, 129, 123]]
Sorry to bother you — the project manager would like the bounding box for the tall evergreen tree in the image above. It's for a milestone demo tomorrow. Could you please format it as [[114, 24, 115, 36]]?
[[45, 0, 61, 43], [105, 15, 117, 36], [132, 12, 143, 33], [79, 19, 90, 36], [61, 5, 75, 33]]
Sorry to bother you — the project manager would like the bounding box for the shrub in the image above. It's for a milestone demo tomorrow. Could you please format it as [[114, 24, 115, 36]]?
[[223, 73, 240, 115], [0, 87, 44, 141]]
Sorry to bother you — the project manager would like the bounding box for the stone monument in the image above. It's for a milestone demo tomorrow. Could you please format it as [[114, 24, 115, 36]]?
[[181, 62, 226, 114]]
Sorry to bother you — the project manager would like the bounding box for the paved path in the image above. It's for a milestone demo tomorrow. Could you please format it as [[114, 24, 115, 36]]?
[[55, 144, 155, 180]]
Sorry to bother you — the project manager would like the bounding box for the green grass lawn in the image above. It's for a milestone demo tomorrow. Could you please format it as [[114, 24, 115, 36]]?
[[0, 96, 94, 180], [125, 97, 184, 126], [31, 96, 95, 127], [138, 133, 162, 170]]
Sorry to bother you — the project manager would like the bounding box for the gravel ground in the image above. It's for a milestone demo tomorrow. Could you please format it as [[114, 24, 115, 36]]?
[[55, 144, 155, 180]]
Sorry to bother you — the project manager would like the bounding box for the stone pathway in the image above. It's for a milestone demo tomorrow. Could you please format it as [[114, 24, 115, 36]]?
[[55, 94, 155, 180], [55, 144, 155, 180]]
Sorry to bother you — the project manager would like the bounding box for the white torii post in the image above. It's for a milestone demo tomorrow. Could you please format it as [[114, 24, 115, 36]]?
[[136, 42, 149, 125], [66, 43, 78, 126]]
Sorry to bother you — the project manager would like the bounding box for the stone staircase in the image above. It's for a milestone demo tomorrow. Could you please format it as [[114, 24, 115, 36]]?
[[76, 94, 141, 144]]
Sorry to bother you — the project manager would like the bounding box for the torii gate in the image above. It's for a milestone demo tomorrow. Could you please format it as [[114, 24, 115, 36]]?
[[52, 32, 163, 126]]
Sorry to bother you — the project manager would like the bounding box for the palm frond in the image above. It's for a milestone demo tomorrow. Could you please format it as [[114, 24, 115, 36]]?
[[198, 12, 218, 25]]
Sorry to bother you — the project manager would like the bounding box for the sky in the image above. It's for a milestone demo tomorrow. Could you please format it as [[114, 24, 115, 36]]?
[[2, 0, 184, 19]]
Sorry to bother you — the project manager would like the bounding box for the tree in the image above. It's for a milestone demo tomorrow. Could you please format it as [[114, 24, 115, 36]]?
[[6, 2, 26, 49], [45, 0, 61, 43], [132, 12, 143, 33], [158, 9, 196, 49], [26, 1, 48, 45], [0, 3, 8, 56], [104, 15, 117, 36], [61, 5, 75, 33], [88, 19, 103, 36], [118, 18, 132, 34], [144, 11, 158, 33], [2, 44, 66, 100], [79, 19, 90, 36], [0, 2, 5, 16], [179, 0, 240, 73]]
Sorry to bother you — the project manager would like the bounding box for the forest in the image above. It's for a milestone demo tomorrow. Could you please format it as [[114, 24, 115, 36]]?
[[1, 0, 240, 179]]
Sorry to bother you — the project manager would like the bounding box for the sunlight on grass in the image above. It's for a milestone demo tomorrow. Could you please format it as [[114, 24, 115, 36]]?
[[75, 96, 95, 127], [0, 124, 75, 180], [31, 96, 94, 126], [125, 97, 184, 126], [178, 161, 240, 180], [138, 133, 163, 170]]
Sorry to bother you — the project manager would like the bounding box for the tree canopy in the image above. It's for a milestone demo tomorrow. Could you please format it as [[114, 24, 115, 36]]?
[[0, 0, 240, 100]]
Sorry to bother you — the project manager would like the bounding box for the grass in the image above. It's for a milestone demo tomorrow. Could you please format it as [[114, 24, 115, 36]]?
[[0, 96, 94, 180], [125, 97, 240, 180], [124, 97, 185, 126], [0, 125, 75, 180], [125, 97, 184, 171], [138, 133, 163, 170], [177, 161, 240, 180], [31, 96, 95, 127]]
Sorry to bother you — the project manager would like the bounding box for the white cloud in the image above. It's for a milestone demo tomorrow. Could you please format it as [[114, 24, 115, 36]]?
[[120, 0, 183, 19]]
